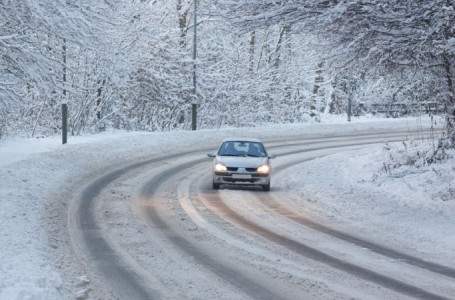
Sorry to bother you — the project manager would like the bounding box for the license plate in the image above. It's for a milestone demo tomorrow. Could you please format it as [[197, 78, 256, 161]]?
[[232, 174, 251, 179]]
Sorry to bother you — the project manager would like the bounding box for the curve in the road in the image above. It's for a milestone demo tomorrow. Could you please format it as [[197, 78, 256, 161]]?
[[71, 131, 450, 300]]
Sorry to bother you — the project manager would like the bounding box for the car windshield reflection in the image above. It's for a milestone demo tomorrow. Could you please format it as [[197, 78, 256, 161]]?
[[218, 141, 266, 157]]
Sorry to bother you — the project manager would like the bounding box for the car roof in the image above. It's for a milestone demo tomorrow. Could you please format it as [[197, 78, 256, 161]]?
[[221, 138, 263, 143]]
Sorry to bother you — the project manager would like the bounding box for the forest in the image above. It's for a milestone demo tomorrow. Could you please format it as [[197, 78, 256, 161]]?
[[1, 0, 454, 145]]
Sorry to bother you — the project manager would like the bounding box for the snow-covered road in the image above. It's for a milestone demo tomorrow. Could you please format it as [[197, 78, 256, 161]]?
[[1, 116, 454, 299]]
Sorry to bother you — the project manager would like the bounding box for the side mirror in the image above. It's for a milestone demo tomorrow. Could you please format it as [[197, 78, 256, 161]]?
[[207, 152, 216, 158], [268, 154, 276, 159]]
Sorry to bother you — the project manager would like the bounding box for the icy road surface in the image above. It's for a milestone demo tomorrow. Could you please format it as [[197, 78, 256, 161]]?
[[1, 116, 454, 299]]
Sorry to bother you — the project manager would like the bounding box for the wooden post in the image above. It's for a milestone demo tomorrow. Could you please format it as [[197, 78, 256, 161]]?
[[62, 104, 67, 144], [192, 103, 197, 131]]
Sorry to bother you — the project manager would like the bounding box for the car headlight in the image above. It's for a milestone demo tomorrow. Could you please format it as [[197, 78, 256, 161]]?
[[257, 164, 270, 174], [214, 162, 227, 172]]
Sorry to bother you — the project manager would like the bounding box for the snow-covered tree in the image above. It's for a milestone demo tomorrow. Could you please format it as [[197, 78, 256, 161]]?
[[214, 0, 455, 143], [2, 0, 453, 141], [1, 0, 197, 136]]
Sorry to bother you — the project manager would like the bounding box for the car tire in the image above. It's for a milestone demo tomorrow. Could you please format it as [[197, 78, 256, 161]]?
[[262, 182, 270, 191], [213, 182, 220, 189]]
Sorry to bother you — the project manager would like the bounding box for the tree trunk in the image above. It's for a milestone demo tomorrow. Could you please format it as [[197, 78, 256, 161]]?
[[177, 0, 189, 49], [96, 79, 106, 120], [442, 53, 455, 145], [249, 31, 255, 73], [62, 38, 67, 99], [310, 61, 325, 116], [274, 26, 286, 69]]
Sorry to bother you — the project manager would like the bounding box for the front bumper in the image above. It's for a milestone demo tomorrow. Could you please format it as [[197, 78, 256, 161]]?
[[213, 170, 270, 186]]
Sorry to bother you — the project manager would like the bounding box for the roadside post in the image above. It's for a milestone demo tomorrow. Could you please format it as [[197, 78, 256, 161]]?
[[191, 0, 197, 131], [62, 104, 67, 144], [347, 79, 352, 122], [192, 103, 197, 131]]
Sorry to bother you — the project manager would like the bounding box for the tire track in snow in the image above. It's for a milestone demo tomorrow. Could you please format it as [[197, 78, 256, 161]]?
[[197, 137, 452, 300], [71, 130, 446, 299], [140, 159, 286, 300], [259, 160, 455, 280], [201, 184, 450, 300]]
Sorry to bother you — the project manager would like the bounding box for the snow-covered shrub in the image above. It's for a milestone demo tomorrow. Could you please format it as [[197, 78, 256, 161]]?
[[382, 135, 453, 172], [425, 137, 453, 164], [377, 136, 455, 202]]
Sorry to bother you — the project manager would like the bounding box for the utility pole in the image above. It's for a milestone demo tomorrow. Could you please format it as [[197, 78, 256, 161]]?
[[62, 38, 68, 144], [191, 0, 197, 130], [347, 78, 352, 122]]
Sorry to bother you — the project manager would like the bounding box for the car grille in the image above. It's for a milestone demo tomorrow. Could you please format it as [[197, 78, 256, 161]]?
[[225, 167, 257, 172], [223, 178, 261, 183]]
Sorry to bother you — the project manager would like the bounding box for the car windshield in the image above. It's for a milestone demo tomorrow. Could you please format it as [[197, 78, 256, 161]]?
[[218, 141, 266, 157]]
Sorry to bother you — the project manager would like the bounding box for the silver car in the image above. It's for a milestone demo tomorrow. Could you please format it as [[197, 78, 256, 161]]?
[[207, 138, 274, 191]]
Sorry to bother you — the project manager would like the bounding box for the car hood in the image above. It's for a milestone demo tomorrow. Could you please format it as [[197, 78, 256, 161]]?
[[216, 156, 268, 168]]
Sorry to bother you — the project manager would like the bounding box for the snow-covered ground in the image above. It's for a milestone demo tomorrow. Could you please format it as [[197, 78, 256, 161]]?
[[278, 138, 455, 264], [0, 115, 453, 299]]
